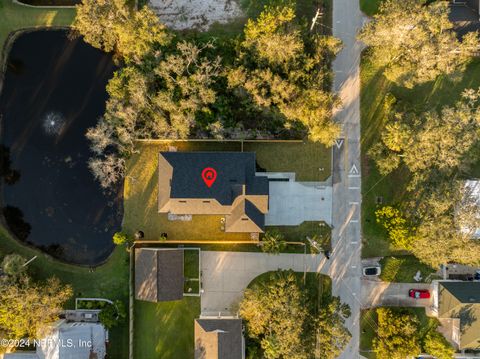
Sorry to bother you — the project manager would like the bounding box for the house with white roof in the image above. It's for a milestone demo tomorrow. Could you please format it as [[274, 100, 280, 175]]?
[[4, 321, 107, 359]]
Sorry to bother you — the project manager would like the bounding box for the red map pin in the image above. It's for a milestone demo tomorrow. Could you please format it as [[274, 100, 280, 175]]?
[[201, 167, 217, 188]]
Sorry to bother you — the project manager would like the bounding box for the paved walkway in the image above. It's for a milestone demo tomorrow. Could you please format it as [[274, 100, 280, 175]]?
[[266, 181, 332, 226], [200, 251, 327, 316], [361, 281, 434, 309], [330, 0, 367, 358]]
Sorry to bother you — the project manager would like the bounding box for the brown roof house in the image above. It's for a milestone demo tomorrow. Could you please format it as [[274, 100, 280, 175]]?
[[437, 281, 480, 350], [135, 248, 184, 302], [194, 318, 244, 359], [158, 152, 269, 233]]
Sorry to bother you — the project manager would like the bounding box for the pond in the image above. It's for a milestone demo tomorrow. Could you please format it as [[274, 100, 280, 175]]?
[[0, 30, 122, 265]]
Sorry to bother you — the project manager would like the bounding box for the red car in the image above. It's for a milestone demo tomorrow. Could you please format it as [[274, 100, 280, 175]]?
[[409, 289, 430, 299]]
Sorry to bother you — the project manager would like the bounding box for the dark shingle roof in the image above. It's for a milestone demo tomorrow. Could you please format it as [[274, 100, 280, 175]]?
[[245, 199, 264, 230], [135, 248, 184, 302], [161, 152, 268, 205], [194, 319, 243, 359], [440, 281, 480, 304]]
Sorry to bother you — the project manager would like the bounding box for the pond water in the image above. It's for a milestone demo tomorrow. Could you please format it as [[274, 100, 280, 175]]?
[[0, 30, 122, 265]]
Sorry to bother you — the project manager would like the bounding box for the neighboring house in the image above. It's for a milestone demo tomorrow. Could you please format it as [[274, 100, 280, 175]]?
[[436, 281, 480, 350], [194, 318, 244, 359], [4, 321, 107, 359], [460, 179, 480, 238], [134, 248, 184, 302], [158, 152, 269, 234]]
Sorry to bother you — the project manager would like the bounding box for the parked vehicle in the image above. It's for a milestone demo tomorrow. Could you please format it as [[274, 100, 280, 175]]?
[[363, 265, 381, 276], [475, 270, 480, 281], [409, 289, 430, 299]]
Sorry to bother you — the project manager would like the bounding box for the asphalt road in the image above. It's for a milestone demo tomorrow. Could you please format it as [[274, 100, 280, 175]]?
[[329, 0, 366, 358]]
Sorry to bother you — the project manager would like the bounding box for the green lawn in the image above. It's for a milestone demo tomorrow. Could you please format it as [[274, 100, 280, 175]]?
[[133, 297, 200, 359], [359, 0, 382, 16], [183, 248, 200, 294], [267, 221, 331, 251], [0, 1, 75, 63], [243, 141, 331, 181], [379, 255, 437, 283], [360, 50, 480, 258], [0, 226, 129, 358]]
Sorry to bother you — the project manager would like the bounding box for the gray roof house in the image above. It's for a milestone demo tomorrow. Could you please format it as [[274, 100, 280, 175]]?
[[194, 319, 244, 359], [135, 248, 184, 302], [438, 281, 480, 350], [158, 152, 269, 233], [4, 321, 107, 359]]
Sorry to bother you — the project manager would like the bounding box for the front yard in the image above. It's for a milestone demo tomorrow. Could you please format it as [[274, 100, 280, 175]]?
[[379, 256, 437, 283]]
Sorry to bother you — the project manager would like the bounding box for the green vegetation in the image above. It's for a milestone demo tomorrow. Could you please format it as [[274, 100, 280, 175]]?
[[183, 249, 200, 294], [244, 141, 331, 181], [379, 256, 436, 283], [0, 1, 74, 62], [359, 0, 479, 88], [260, 230, 287, 254], [361, 50, 480, 259], [268, 220, 331, 251], [359, 0, 382, 16], [133, 297, 200, 359], [0, 227, 129, 358], [0, 276, 72, 340], [242, 271, 350, 359], [360, 307, 452, 359], [73, 0, 339, 189]]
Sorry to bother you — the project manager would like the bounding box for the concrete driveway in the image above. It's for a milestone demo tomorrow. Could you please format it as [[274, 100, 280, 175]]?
[[265, 181, 332, 226], [200, 251, 327, 316], [361, 281, 434, 309]]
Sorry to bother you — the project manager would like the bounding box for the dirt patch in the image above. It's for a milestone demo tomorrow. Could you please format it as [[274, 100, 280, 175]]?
[[149, 0, 243, 30]]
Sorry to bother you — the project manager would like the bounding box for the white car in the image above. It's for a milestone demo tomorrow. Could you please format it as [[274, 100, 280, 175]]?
[[363, 265, 381, 276]]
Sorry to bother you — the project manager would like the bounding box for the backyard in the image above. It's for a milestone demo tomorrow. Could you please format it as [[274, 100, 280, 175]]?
[[123, 140, 332, 242], [133, 297, 200, 359], [360, 52, 480, 258]]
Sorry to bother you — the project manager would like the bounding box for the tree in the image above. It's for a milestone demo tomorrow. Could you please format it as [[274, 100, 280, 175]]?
[[423, 329, 455, 359], [373, 308, 421, 359], [99, 300, 126, 329], [316, 296, 351, 359], [358, 0, 480, 88], [239, 271, 309, 358], [0, 277, 72, 340], [375, 206, 415, 250], [371, 88, 480, 176], [88, 154, 125, 189], [73, 0, 170, 63], [73, 0, 127, 53], [86, 41, 221, 188], [1, 254, 26, 280], [228, 5, 342, 145], [261, 230, 287, 254], [113, 231, 128, 246]]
